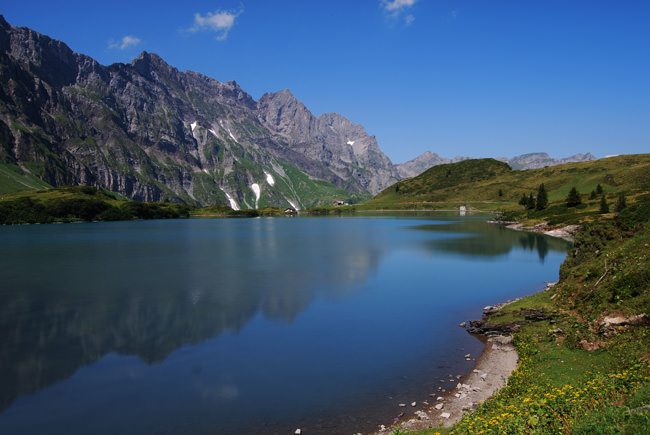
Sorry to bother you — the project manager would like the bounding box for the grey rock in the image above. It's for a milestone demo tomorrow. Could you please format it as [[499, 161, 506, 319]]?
[[508, 152, 596, 170], [0, 16, 396, 208]]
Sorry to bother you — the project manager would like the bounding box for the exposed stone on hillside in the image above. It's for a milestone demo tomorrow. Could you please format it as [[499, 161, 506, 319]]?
[[257, 90, 399, 194], [0, 15, 598, 205], [509, 152, 596, 170], [0, 15, 397, 206]]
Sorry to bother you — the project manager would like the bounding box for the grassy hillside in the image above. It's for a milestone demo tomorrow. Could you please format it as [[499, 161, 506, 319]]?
[[0, 163, 52, 194], [0, 185, 301, 224], [363, 154, 650, 214], [0, 186, 191, 224], [389, 159, 650, 434]]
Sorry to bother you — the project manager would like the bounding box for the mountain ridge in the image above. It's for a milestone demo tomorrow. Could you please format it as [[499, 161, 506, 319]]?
[[394, 151, 597, 178], [0, 16, 395, 208], [0, 15, 598, 207]]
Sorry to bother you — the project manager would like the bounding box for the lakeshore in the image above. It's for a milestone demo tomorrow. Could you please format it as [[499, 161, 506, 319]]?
[[367, 225, 579, 434], [370, 305, 520, 434]]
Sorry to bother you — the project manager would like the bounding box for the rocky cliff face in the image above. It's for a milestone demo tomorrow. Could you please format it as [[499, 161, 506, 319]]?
[[257, 90, 399, 194], [0, 16, 395, 207], [0, 16, 599, 205]]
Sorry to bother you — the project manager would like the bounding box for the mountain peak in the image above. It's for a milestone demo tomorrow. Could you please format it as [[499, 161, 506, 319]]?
[[276, 88, 294, 97], [260, 88, 298, 104], [130, 51, 175, 78]]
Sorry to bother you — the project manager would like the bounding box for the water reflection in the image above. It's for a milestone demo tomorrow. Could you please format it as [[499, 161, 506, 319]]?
[[0, 216, 569, 426], [411, 220, 570, 261], [0, 218, 386, 412]]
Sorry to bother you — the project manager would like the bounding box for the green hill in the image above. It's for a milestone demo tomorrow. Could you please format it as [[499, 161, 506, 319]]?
[[0, 186, 192, 224], [0, 163, 52, 194], [363, 154, 650, 216], [383, 156, 650, 435]]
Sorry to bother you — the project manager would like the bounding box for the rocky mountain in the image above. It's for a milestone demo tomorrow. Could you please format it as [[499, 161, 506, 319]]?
[[508, 152, 597, 170], [257, 90, 399, 195], [0, 16, 398, 208], [0, 16, 600, 207], [396, 151, 597, 178]]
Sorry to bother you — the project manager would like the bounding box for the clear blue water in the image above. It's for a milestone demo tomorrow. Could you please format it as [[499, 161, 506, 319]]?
[[0, 215, 570, 434]]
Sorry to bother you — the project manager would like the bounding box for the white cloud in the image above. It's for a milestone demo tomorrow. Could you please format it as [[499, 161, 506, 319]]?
[[189, 9, 242, 41], [380, 0, 418, 25], [109, 35, 141, 50], [382, 0, 417, 12]]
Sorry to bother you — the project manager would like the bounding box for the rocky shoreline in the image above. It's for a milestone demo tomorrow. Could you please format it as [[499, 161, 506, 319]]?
[[369, 301, 521, 434], [365, 223, 576, 434], [487, 219, 581, 242], [506, 222, 581, 242]]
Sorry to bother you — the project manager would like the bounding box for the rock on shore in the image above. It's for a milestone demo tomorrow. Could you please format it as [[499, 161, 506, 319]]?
[[371, 305, 519, 434]]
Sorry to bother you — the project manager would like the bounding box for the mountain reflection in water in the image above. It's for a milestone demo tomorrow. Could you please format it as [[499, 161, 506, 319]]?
[[0, 216, 570, 434], [410, 220, 566, 261], [0, 218, 387, 410]]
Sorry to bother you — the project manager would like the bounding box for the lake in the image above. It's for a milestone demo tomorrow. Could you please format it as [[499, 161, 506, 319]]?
[[0, 214, 570, 434]]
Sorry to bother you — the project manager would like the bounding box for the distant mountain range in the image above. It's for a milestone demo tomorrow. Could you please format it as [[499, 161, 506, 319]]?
[[395, 152, 597, 178], [0, 16, 597, 207]]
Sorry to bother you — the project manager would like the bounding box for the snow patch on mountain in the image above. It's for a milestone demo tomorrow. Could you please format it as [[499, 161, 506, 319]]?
[[222, 189, 239, 210], [251, 183, 261, 209], [264, 171, 275, 186]]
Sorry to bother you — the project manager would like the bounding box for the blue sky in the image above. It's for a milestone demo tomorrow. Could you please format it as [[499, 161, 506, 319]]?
[[3, 1, 649, 163]]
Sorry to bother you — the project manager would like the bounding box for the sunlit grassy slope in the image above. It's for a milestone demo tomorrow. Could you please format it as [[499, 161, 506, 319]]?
[[0, 163, 52, 194], [0, 186, 191, 224], [363, 154, 650, 213], [389, 156, 650, 435]]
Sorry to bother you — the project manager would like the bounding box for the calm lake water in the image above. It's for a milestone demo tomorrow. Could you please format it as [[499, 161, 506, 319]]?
[[0, 215, 570, 434]]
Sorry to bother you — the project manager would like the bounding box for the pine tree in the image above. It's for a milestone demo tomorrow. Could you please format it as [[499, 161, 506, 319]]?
[[614, 194, 627, 212], [589, 190, 597, 200], [596, 184, 603, 194], [566, 187, 582, 207], [519, 193, 529, 207], [536, 183, 548, 210], [527, 193, 536, 210], [599, 195, 609, 214]]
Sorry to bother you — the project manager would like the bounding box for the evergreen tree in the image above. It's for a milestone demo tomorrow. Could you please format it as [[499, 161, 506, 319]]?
[[614, 194, 627, 212], [498, 189, 503, 197], [536, 183, 548, 210], [519, 193, 529, 207], [527, 193, 536, 210], [589, 190, 597, 200], [596, 184, 603, 194], [599, 195, 609, 214], [566, 187, 582, 207]]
